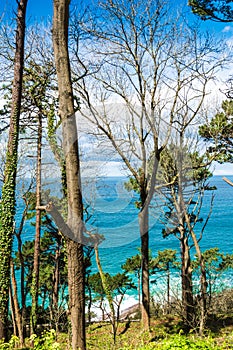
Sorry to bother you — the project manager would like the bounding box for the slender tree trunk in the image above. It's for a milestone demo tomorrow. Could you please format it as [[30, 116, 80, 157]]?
[[51, 239, 60, 333], [180, 235, 194, 330], [95, 245, 117, 344], [187, 225, 207, 335], [139, 205, 150, 330], [30, 112, 42, 335], [86, 281, 92, 324], [116, 294, 124, 325], [18, 234, 26, 334], [53, 1, 86, 349], [15, 193, 31, 339], [47, 111, 67, 197], [10, 260, 24, 346], [177, 146, 196, 331], [167, 266, 170, 312], [101, 300, 105, 321], [0, 0, 28, 339], [181, 205, 207, 334], [52, 241, 60, 313], [9, 286, 17, 337], [137, 272, 141, 307]]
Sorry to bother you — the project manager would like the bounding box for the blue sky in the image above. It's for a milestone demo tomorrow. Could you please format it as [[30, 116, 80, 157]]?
[[1, 0, 233, 175], [0, 0, 231, 36], [0, 0, 52, 22]]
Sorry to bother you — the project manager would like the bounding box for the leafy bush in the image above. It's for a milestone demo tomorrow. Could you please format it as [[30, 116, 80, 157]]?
[[30, 330, 62, 350], [118, 334, 220, 350], [156, 334, 219, 349], [0, 335, 21, 349]]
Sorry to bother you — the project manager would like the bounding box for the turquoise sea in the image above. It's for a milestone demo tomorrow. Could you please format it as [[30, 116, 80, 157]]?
[[81, 175, 233, 271], [14, 175, 233, 310]]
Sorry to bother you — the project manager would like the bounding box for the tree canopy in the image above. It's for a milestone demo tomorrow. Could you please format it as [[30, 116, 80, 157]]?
[[189, 0, 233, 22], [199, 100, 233, 163]]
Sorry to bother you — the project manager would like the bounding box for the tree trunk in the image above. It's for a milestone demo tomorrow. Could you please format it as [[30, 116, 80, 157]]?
[[53, 1, 86, 349], [94, 245, 117, 344], [167, 266, 170, 312], [139, 206, 150, 330], [0, 0, 28, 340], [10, 260, 24, 346], [9, 286, 17, 337], [188, 227, 207, 335], [15, 194, 30, 339], [30, 112, 42, 335], [180, 235, 194, 330], [182, 210, 207, 334], [66, 241, 85, 349], [52, 240, 60, 316], [87, 283, 92, 324], [137, 272, 141, 307]]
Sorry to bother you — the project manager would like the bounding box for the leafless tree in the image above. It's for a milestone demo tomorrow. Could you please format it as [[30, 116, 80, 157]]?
[[70, 0, 227, 330]]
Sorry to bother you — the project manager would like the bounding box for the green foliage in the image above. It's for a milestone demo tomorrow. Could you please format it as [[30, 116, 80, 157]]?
[[157, 143, 214, 241], [151, 249, 178, 273], [0, 335, 21, 349], [122, 249, 155, 277], [124, 167, 150, 209], [124, 171, 142, 209], [21, 60, 57, 119], [115, 334, 221, 349], [1, 324, 233, 350], [30, 330, 62, 350], [157, 144, 212, 187], [0, 122, 19, 331], [124, 176, 140, 194], [89, 271, 136, 303], [109, 273, 137, 297], [122, 253, 141, 277], [189, 0, 233, 22], [86, 318, 233, 349], [199, 100, 233, 163], [138, 334, 219, 349], [192, 248, 225, 272], [13, 228, 67, 318], [88, 272, 105, 297]]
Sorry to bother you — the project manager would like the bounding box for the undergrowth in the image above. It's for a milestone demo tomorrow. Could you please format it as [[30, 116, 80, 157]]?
[[0, 319, 233, 349]]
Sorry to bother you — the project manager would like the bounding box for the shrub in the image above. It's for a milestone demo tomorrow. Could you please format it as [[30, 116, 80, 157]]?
[[30, 330, 62, 350], [0, 335, 21, 349], [118, 334, 220, 350]]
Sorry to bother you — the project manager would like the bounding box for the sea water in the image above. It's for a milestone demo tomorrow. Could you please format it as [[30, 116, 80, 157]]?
[[13, 175, 233, 312], [82, 175, 233, 269]]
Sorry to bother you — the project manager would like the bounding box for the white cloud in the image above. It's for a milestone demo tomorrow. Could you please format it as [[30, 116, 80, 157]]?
[[222, 26, 233, 33], [81, 160, 129, 178], [212, 162, 233, 175]]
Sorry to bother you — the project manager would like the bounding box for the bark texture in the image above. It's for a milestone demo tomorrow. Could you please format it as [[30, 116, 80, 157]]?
[[139, 207, 150, 330], [0, 0, 28, 339], [52, 1, 86, 349], [180, 235, 194, 329], [10, 260, 24, 345]]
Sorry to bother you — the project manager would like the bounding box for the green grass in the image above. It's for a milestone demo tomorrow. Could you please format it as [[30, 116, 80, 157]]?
[[1, 317, 233, 349], [86, 318, 233, 350]]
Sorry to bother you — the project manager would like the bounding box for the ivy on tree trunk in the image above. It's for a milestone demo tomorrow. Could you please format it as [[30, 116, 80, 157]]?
[[0, 0, 28, 340]]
